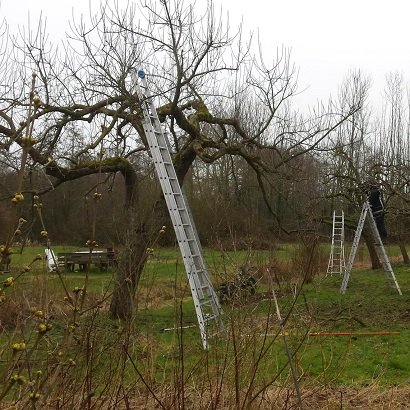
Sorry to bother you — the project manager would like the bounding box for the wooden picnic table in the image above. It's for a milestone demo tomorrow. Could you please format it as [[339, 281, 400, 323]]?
[[58, 249, 116, 272]]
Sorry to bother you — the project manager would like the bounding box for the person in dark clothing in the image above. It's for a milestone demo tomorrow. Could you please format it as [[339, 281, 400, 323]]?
[[365, 181, 387, 239]]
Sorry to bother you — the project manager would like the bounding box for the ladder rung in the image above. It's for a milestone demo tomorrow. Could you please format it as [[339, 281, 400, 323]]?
[[199, 286, 211, 293], [199, 299, 215, 307]]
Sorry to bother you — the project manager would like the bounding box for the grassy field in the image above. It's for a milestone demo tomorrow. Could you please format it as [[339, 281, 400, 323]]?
[[1, 243, 410, 408]]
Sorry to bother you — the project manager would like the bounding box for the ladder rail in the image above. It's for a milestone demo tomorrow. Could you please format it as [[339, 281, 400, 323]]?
[[366, 203, 402, 295], [133, 70, 223, 348], [340, 202, 402, 295], [339, 211, 346, 274], [340, 203, 368, 293]]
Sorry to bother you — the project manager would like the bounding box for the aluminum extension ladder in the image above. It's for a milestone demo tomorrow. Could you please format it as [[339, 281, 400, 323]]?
[[326, 210, 346, 276], [340, 202, 402, 295], [133, 69, 223, 349]]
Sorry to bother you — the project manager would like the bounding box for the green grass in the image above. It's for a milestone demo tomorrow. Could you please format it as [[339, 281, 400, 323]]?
[[290, 264, 410, 385], [2, 243, 410, 393], [136, 245, 410, 386]]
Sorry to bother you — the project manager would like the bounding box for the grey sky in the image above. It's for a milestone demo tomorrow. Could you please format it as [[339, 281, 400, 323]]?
[[220, 0, 410, 109], [1, 0, 409, 109]]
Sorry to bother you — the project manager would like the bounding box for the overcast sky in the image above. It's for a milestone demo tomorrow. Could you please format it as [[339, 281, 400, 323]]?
[[1, 0, 409, 110]]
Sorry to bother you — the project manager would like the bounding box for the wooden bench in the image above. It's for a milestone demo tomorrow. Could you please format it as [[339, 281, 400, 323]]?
[[58, 250, 115, 272]]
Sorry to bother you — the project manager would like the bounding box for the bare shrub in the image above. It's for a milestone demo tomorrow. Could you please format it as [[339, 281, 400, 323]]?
[[214, 236, 276, 252], [262, 257, 298, 287], [291, 235, 325, 284]]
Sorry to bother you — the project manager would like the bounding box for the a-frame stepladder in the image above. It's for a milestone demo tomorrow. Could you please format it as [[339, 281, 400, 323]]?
[[340, 201, 402, 295], [326, 210, 346, 276], [133, 70, 223, 349]]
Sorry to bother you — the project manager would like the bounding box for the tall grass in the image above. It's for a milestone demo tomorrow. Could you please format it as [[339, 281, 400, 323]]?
[[2, 240, 410, 409]]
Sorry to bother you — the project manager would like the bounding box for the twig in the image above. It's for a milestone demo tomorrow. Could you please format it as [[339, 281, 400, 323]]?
[[271, 285, 304, 410]]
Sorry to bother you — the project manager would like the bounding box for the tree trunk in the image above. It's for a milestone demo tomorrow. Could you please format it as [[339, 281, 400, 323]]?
[[109, 196, 171, 320], [398, 239, 410, 265], [362, 229, 381, 269], [109, 218, 151, 320], [109, 165, 145, 320]]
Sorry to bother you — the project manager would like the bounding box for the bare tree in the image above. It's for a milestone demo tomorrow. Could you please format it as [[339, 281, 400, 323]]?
[[375, 72, 410, 263], [0, 1, 360, 319], [322, 69, 410, 268], [319, 70, 386, 268]]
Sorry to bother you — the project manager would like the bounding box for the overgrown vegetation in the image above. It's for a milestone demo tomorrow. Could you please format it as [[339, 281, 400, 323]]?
[[0, 244, 409, 409]]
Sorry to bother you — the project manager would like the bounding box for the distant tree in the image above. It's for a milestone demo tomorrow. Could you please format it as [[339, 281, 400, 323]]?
[[375, 72, 410, 263], [319, 70, 385, 268], [322, 70, 410, 268]]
